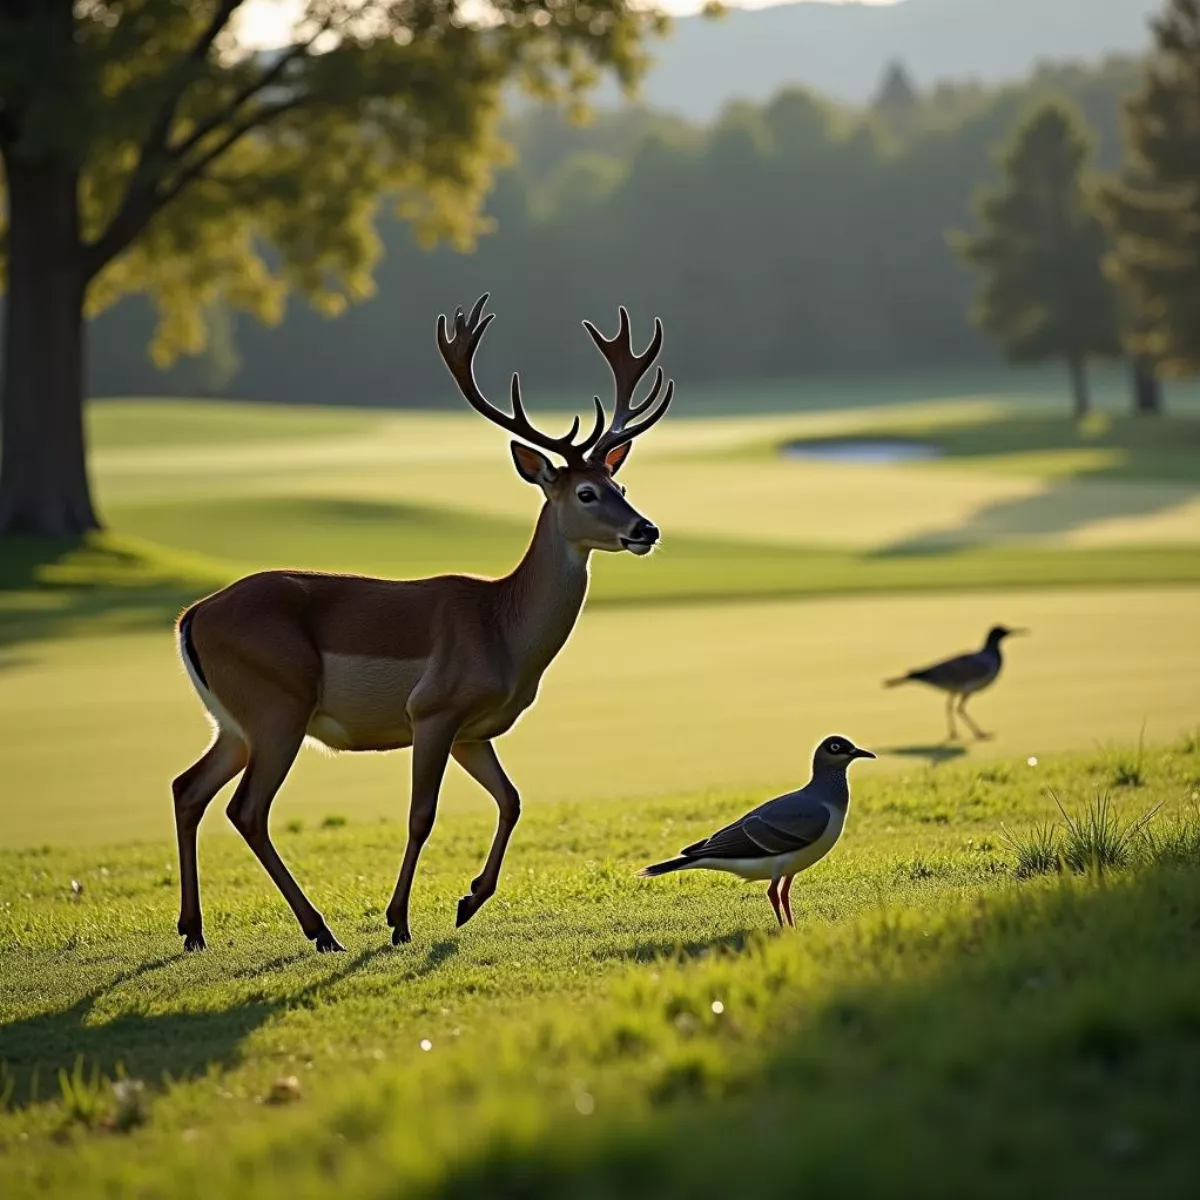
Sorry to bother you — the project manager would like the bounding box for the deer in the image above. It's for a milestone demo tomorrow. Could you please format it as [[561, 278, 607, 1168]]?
[[171, 294, 674, 953]]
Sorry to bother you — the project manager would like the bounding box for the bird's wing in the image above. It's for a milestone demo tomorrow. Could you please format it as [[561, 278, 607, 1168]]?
[[908, 651, 989, 689], [683, 803, 830, 861]]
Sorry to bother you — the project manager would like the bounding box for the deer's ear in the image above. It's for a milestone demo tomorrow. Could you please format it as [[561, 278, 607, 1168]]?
[[511, 442, 558, 487], [605, 441, 633, 476]]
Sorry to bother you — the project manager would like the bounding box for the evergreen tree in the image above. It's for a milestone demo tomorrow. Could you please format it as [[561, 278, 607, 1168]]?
[[952, 101, 1121, 418], [0, 0, 664, 537], [871, 60, 919, 139], [1103, 0, 1200, 380]]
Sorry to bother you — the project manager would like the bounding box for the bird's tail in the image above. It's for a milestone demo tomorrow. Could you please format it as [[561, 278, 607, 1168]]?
[[884, 674, 913, 688], [638, 856, 691, 878]]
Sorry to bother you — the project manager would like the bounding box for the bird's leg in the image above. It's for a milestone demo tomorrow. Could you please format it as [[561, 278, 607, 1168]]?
[[957, 697, 990, 741], [780, 875, 795, 928], [766, 878, 783, 928], [945, 693, 958, 742]]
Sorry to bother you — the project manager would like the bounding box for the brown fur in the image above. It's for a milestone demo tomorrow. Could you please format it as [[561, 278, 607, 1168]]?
[[172, 297, 672, 953], [173, 457, 659, 951]]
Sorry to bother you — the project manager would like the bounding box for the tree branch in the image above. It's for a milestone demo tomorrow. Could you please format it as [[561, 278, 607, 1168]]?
[[84, 1, 328, 276], [166, 30, 321, 168], [154, 96, 309, 214], [140, 0, 245, 169]]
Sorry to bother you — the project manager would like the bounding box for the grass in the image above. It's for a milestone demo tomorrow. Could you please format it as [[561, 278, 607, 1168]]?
[[2, 743, 1200, 1196], [2, 581, 1199, 847], [1003, 790, 1166, 877], [2, 385, 1200, 1193]]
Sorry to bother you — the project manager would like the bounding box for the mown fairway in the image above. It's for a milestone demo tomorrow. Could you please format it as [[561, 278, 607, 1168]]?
[[1, 382, 1199, 1195]]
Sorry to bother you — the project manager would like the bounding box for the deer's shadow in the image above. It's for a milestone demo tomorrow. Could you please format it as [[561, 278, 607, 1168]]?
[[0, 943, 398, 1110]]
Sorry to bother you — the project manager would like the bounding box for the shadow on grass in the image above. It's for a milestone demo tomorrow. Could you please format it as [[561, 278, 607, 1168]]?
[[878, 743, 969, 766], [595, 930, 754, 966], [827, 413, 1200, 556], [0, 944, 392, 1110], [435, 865, 1200, 1198], [0, 534, 223, 659]]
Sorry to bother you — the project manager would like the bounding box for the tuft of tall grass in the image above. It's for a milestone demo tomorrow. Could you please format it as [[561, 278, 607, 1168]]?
[[1002, 790, 1170, 879], [1001, 820, 1060, 879], [1053, 791, 1159, 874]]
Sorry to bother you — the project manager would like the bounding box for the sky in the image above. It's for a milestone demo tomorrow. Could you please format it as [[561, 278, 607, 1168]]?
[[235, 0, 899, 49]]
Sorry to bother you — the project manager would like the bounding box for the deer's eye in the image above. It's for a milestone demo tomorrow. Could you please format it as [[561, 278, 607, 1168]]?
[[576, 487, 598, 504]]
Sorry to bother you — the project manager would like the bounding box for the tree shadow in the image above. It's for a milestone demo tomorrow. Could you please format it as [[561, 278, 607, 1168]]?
[[0, 534, 217, 661], [874, 473, 1196, 558], [0, 944, 393, 1111], [435, 865, 1200, 1197], [877, 743, 969, 767]]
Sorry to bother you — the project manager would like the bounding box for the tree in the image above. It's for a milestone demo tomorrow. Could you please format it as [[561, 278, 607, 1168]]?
[[0, 0, 666, 538], [1102, 0, 1200, 383], [870, 60, 919, 141], [952, 102, 1121, 418]]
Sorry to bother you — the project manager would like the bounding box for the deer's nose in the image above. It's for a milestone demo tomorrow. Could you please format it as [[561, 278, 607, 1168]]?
[[631, 519, 659, 544]]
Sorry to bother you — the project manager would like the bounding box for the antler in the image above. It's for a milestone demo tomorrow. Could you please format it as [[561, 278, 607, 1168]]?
[[582, 306, 675, 463], [437, 294, 604, 465]]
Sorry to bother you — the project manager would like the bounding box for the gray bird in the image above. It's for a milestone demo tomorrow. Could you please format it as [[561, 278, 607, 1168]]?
[[885, 624, 1027, 741], [639, 735, 874, 927]]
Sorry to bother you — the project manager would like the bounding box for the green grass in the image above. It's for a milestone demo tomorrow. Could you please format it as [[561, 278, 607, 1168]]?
[[2, 579, 1199, 847], [88, 399, 377, 448], [3, 743, 1200, 1196], [3, 388, 1200, 1194]]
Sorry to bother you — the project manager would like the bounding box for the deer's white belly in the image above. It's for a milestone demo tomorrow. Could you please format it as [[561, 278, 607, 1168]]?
[[308, 654, 424, 751]]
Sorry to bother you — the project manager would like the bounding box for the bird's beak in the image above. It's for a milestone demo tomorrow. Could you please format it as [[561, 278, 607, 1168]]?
[[1008, 628, 1030, 637], [853, 748, 877, 760]]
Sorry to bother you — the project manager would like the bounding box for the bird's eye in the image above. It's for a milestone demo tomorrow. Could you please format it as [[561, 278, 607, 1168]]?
[[829, 741, 843, 753], [577, 487, 598, 504]]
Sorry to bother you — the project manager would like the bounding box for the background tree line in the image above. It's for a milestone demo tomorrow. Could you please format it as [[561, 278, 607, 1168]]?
[[82, 56, 1141, 408]]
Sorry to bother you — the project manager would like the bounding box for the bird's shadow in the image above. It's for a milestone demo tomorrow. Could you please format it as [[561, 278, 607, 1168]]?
[[877, 743, 969, 767]]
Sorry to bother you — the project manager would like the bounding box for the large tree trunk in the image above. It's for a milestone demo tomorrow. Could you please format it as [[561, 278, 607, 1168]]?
[[1131, 358, 1164, 416], [0, 160, 99, 537], [1066, 354, 1090, 420]]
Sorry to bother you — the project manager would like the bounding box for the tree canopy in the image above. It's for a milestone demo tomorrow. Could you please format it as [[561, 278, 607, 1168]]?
[[0, 0, 667, 534], [82, 56, 1141, 407], [0, 0, 666, 361], [1103, 0, 1200, 378], [952, 100, 1121, 417]]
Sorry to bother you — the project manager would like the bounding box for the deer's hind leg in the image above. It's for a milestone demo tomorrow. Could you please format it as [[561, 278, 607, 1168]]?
[[173, 730, 248, 951], [225, 701, 344, 952], [451, 740, 521, 929]]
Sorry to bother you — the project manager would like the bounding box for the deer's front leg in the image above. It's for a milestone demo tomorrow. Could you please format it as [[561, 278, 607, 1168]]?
[[451, 740, 521, 929], [386, 716, 457, 945]]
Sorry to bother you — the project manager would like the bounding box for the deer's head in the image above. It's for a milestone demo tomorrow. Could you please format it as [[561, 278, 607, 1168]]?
[[437, 295, 672, 556]]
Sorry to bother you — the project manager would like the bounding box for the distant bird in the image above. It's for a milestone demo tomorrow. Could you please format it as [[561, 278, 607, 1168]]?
[[885, 624, 1027, 741], [639, 735, 873, 927]]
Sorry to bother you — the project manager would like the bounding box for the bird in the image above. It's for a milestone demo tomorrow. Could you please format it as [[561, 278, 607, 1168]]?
[[639, 735, 874, 928], [885, 624, 1027, 742]]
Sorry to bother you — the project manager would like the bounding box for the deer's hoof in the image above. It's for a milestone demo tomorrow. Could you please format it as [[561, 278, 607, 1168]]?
[[391, 925, 411, 946], [313, 926, 345, 953], [456, 894, 482, 928], [182, 934, 207, 953]]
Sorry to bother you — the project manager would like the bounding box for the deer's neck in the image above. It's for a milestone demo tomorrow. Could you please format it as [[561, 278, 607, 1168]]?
[[500, 503, 590, 675]]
